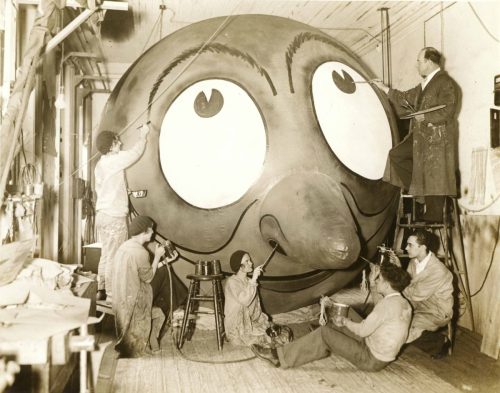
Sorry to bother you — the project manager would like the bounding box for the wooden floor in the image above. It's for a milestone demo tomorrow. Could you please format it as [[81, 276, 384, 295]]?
[[94, 315, 499, 393]]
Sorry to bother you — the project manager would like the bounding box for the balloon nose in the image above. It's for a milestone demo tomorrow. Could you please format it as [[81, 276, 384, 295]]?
[[259, 173, 360, 269]]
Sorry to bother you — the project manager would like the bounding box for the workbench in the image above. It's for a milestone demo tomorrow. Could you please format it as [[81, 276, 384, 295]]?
[[1, 279, 96, 393]]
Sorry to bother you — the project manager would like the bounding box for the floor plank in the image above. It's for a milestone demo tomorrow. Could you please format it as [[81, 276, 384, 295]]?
[[95, 296, 500, 393]]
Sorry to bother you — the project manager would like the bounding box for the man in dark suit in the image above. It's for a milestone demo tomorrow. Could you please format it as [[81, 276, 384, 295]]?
[[373, 47, 460, 221]]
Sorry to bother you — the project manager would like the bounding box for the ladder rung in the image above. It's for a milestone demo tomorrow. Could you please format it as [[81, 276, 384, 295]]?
[[397, 223, 446, 228], [191, 296, 215, 301], [392, 193, 474, 331]]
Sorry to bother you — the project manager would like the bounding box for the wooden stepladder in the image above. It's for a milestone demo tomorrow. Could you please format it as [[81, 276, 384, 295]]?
[[392, 192, 475, 353]]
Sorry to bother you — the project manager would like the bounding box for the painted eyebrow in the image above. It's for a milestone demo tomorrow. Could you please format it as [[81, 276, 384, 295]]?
[[285, 32, 350, 94], [148, 43, 277, 115]]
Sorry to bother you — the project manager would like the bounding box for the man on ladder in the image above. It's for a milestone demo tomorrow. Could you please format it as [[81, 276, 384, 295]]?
[[372, 47, 474, 353], [372, 47, 460, 221]]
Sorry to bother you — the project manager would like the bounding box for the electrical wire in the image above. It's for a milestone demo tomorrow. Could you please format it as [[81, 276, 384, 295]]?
[[470, 218, 500, 297], [468, 2, 499, 43], [458, 193, 500, 213], [18, 128, 28, 166], [423, 2, 456, 47], [140, 11, 163, 54]]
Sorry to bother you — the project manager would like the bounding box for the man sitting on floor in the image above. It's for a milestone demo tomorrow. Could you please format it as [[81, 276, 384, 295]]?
[[251, 262, 412, 371]]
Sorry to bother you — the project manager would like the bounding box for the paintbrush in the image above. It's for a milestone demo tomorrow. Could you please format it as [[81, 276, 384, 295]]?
[[261, 243, 279, 271], [353, 79, 382, 84]]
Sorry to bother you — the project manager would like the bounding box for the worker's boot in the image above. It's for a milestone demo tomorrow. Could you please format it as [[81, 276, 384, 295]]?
[[250, 344, 280, 367]]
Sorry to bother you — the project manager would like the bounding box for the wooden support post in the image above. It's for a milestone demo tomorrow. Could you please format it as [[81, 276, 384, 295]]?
[[0, 1, 57, 208], [2, 0, 17, 116], [58, 63, 76, 263], [0, 54, 39, 208]]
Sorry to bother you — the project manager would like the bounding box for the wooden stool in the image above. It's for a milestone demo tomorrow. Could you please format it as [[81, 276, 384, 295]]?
[[177, 274, 225, 351]]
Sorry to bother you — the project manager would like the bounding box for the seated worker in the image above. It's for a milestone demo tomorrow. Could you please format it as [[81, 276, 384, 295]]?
[[111, 216, 179, 357], [387, 229, 454, 344], [251, 262, 412, 371], [224, 250, 272, 347]]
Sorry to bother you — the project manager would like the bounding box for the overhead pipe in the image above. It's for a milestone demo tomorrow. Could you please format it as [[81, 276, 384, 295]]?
[[378, 7, 392, 88], [45, 8, 98, 53]]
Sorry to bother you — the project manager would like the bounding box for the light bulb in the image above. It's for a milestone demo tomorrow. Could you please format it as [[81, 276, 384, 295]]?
[[55, 90, 65, 109]]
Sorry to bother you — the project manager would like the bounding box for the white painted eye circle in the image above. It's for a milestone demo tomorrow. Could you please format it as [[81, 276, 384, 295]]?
[[312, 62, 392, 180], [159, 79, 266, 209]]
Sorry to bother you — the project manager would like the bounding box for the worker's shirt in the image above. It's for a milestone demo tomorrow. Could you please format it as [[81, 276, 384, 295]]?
[[224, 274, 270, 346], [403, 253, 454, 316], [112, 238, 154, 356], [415, 251, 432, 275], [95, 137, 147, 217], [345, 293, 412, 362]]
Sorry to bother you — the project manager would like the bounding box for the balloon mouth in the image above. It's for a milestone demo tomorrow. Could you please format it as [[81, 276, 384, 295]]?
[[259, 269, 333, 292]]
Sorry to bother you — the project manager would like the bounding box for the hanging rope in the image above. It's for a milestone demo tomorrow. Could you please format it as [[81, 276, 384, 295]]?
[[318, 296, 333, 326], [140, 11, 163, 54], [468, 2, 499, 43]]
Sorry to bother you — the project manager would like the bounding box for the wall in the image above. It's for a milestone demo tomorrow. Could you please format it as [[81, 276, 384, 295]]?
[[362, 1, 500, 356]]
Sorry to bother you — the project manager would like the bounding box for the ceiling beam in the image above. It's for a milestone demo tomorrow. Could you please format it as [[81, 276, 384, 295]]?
[[16, 0, 129, 11], [41, 1, 128, 54], [45, 8, 97, 53]]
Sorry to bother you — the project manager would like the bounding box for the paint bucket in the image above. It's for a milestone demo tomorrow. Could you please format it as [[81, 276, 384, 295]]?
[[211, 260, 221, 274], [330, 302, 350, 324], [194, 260, 222, 275], [195, 260, 212, 276]]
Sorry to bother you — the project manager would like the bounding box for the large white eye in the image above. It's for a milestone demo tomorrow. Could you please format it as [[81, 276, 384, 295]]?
[[312, 62, 392, 180], [159, 80, 266, 208]]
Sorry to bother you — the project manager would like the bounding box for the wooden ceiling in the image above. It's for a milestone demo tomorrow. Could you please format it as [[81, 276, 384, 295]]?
[[98, 1, 449, 65]]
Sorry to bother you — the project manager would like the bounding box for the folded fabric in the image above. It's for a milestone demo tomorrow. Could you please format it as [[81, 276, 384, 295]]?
[[0, 239, 34, 286]]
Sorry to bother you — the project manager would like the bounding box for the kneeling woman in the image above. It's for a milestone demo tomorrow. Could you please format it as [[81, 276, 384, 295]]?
[[224, 250, 278, 347], [112, 216, 179, 357]]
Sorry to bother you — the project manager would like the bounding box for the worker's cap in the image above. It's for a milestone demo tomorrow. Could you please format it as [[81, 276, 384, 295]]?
[[96, 131, 118, 154], [230, 250, 248, 272], [128, 216, 155, 237]]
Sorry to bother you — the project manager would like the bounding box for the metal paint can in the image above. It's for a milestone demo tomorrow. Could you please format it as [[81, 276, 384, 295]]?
[[330, 302, 350, 324], [195, 260, 212, 276], [212, 260, 221, 274]]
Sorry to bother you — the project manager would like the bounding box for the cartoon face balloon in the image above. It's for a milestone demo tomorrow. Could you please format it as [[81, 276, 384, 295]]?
[[98, 15, 399, 314]]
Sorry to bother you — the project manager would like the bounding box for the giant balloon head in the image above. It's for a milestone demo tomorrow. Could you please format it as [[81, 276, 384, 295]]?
[[97, 15, 399, 314]]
